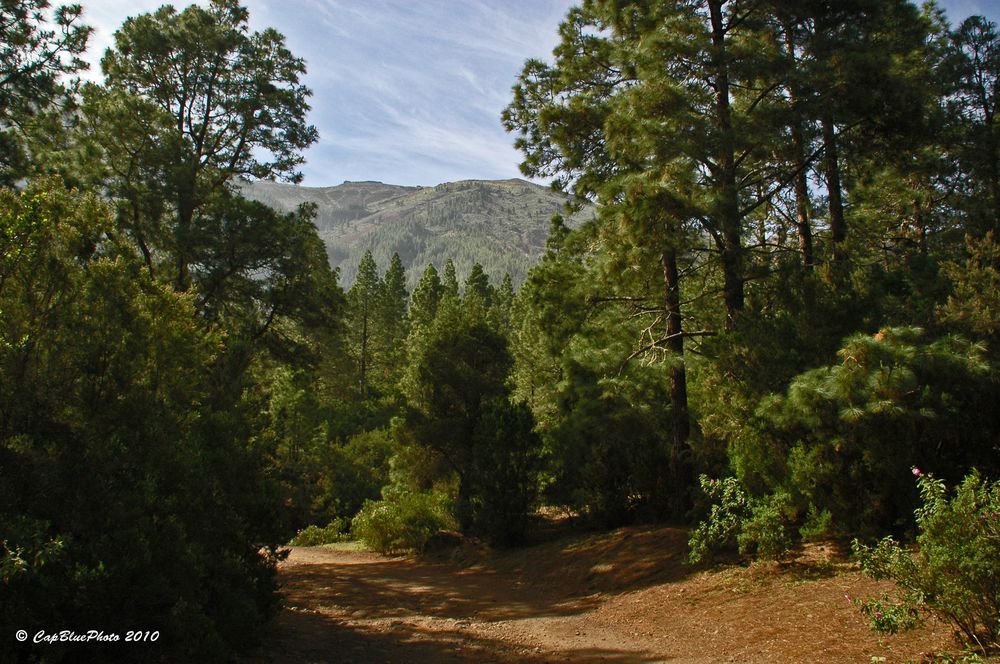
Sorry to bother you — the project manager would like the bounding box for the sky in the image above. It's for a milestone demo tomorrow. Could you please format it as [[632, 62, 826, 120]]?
[[79, 0, 1000, 188]]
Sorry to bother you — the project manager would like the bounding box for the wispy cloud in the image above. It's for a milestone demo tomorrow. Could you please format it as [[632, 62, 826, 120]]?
[[77, 0, 999, 187], [80, 0, 572, 186], [252, 0, 574, 185]]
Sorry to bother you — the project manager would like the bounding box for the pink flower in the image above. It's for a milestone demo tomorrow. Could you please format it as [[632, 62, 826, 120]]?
[[911, 467, 922, 477], [874, 611, 883, 618]]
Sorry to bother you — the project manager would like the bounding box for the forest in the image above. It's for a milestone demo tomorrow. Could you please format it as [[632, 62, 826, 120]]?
[[1, 0, 999, 661]]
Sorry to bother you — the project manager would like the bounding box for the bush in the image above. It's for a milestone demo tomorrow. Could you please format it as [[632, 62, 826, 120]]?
[[747, 327, 998, 536], [289, 517, 352, 546], [853, 469, 1000, 653], [351, 488, 457, 554], [0, 183, 285, 662], [738, 491, 793, 560], [688, 476, 751, 563], [464, 399, 541, 545], [314, 429, 395, 520], [543, 363, 670, 528], [688, 476, 792, 563]]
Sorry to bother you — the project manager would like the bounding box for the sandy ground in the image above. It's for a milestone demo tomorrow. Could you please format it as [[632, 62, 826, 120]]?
[[248, 525, 967, 663]]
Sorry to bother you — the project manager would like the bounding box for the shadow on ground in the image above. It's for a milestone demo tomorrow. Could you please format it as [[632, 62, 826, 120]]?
[[246, 525, 693, 663], [254, 607, 673, 663]]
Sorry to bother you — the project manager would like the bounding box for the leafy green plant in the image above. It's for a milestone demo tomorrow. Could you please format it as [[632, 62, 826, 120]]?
[[289, 518, 352, 546], [0, 180, 286, 662], [799, 505, 835, 542], [752, 327, 998, 536], [350, 488, 457, 554], [853, 470, 1000, 653], [738, 491, 793, 560], [688, 476, 792, 563], [465, 398, 541, 545], [854, 592, 920, 634], [688, 476, 752, 563]]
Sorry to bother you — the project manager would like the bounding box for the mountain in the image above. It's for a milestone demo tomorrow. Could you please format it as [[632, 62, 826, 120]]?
[[241, 178, 593, 287]]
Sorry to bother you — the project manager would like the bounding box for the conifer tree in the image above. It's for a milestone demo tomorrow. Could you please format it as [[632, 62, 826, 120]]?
[[463, 262, 494, 321], [505, 0, 780, 512], [348, 250, 381, 394], [950, 15, 1000, 234], [442, 259, 460, 299], [0, 0, 91, 183], [489, 273, 516, 331], [377, 252, 409, 388], [399, 298, 539, 543], [86, 0, 317, 292], [783, 0, 932, 260], [410, 263, 443, 335]]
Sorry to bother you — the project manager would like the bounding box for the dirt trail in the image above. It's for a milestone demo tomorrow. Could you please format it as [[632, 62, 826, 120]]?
[[250, 526, 958, 663]]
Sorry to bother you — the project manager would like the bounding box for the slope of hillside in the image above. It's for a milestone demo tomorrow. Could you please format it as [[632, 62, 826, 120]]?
[[242, 178, 593, 287]]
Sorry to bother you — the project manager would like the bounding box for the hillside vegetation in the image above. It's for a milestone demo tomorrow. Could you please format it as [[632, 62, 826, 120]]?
[[243, 178, 594, 287]]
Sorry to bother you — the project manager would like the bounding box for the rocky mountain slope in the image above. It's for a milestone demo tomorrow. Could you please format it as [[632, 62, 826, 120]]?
[[242, 178, 593, 287]]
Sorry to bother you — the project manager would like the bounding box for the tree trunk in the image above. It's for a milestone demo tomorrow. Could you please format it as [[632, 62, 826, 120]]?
[[662, 248, 692, 519], [785, 23, 814, 270], [174, 202, 193, 292], [822, 112, 847, 253], [709, 0, 744, 330], [359, 301, 369, 394]]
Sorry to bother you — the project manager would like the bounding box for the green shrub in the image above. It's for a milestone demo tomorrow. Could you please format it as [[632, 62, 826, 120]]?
[[688, 476, 751, 563], [0, 183, 284, 661], [289, 517, 352, 546], [737, 491, 793, 560], [315, 429, 395, 520], [798, 505, 834, 542], [464, 399, 541, 545], [688, 476, 792, 563], [351, 488, 457, 554], [853, 470, 1000, 653], [748, 327, 998, 536], [854, 592, 920, 635], [543, 363, 670, 528]]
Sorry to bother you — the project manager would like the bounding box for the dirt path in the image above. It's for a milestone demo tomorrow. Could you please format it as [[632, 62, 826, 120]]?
[[250, 526, 959, 663]]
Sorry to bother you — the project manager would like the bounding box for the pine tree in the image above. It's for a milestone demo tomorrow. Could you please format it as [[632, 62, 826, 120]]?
[[463, 262, 494, 321], [779, 0, 934, 261], [442, 259, 459, 299], [86, 0, 317, 292], [489, 273, 516, 331], [409, 263, 443, 335], [0, 0, 91, 183], [504, 0, 782, 512], [950, 15, 1000, 234], [348, 250, 381, 394], [376, 252, 409, 388]]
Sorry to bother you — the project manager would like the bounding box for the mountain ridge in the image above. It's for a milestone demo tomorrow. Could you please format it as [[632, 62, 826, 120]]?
[[241, 178, 593, 288]]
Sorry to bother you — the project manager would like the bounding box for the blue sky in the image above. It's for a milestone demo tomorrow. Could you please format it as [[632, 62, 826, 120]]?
[[82, 0, 1000, 188]]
